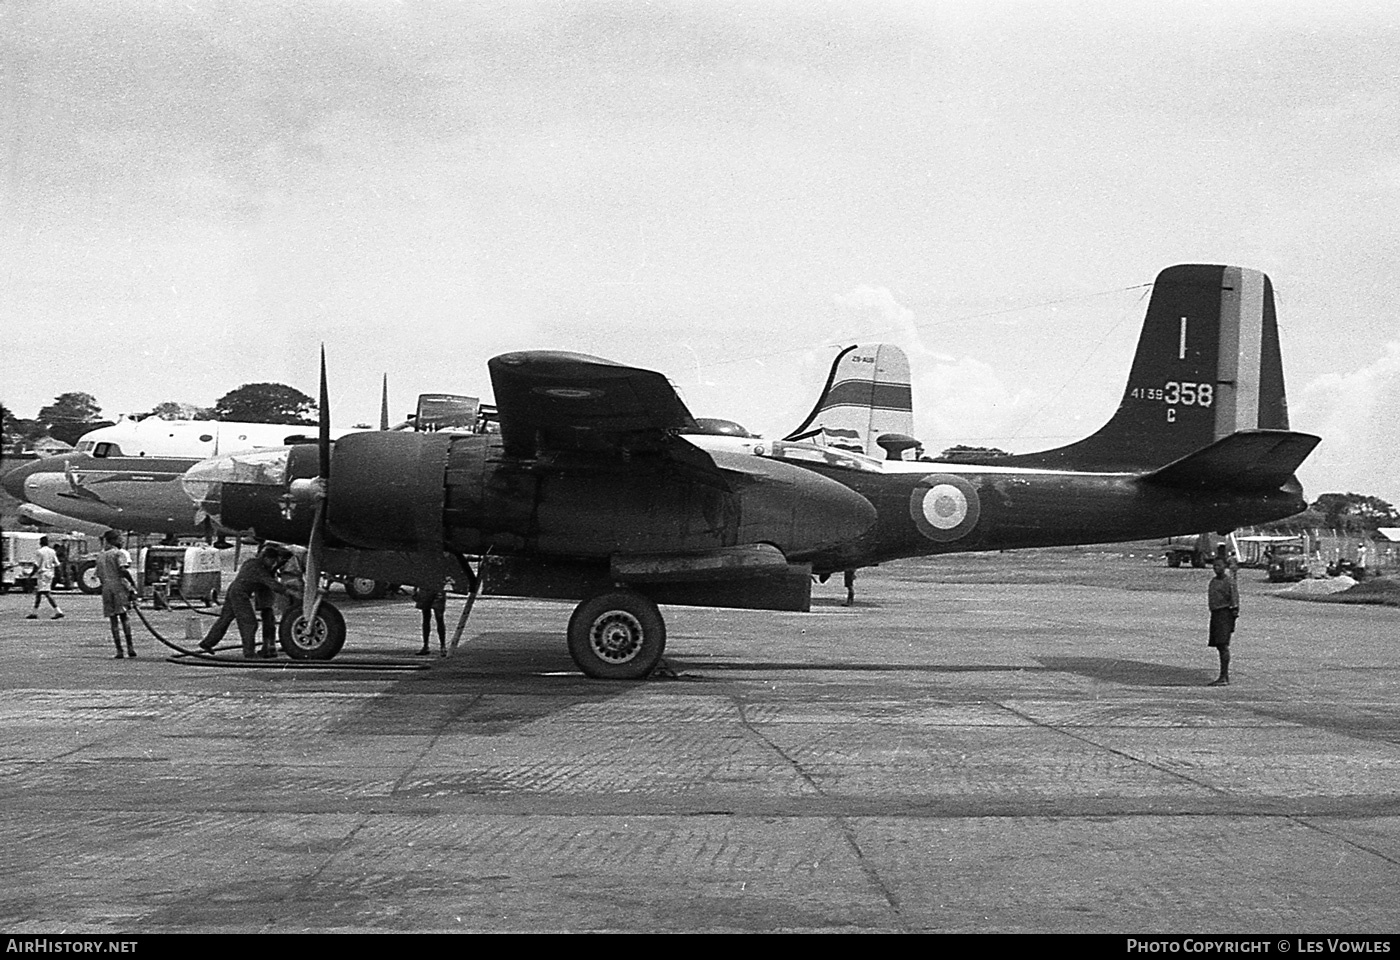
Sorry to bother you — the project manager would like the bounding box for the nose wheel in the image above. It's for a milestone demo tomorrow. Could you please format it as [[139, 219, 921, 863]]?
[[279, 600, 347, 660], [567, 590, 666, 680]]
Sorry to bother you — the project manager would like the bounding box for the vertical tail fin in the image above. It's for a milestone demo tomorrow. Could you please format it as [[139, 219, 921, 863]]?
[[1007, 264, 1289, 472], [783, 344, 914, 458]]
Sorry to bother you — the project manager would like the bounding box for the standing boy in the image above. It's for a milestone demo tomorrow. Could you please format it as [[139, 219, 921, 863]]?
[[95, 530, 139, 659], [1206, 558, 1239, 686]]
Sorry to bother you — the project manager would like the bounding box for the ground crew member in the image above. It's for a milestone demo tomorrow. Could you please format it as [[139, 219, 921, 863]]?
[[414, 582, 447, 657], [26, 535, 64, 620], [843, 568, 857, 606], [95, 530, 138, 659], [200, 545, 295, 658], [1207, 557, 1239, 686]]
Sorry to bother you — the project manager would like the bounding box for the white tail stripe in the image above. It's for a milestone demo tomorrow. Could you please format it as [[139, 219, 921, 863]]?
[[1215, 266, 1265, 439]]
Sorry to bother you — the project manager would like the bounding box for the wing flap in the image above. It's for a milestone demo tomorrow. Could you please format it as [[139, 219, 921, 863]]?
[[1139, 430, 1320, 492]]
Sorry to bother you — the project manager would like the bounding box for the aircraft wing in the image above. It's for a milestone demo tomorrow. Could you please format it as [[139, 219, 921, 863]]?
[[1138, 430, 1321, 492], [489, 351, 701, 459]]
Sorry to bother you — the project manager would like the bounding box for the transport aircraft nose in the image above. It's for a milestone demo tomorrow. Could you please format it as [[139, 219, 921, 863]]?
[[2, 457, 56, 501]]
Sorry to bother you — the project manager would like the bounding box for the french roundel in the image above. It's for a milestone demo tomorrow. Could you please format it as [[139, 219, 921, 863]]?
[[909, 474, 981, 542]]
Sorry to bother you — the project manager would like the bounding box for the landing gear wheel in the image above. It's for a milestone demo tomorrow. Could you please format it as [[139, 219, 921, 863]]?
[[344, 577, 388, 600], [567, 590, 665, 680], [78, 564, 102, 594], [279, 601, 347, 661]]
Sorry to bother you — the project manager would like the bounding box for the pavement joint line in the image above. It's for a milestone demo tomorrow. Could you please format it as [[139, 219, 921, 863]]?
[[1285, 815, 1400, 869], [254, 694, 491, 931], [732, 693, 910, 932], [992, 700, 1235, 798]]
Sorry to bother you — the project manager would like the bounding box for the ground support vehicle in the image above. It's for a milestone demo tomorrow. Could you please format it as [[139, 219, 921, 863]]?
[[1164, 533, 1216, 568], [138, 544, 222, 608], [1266, 541, 1307, 582], [1, 532, 43, 593]]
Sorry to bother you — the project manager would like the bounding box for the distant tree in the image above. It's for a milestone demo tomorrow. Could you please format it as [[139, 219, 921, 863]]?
[[1, 405, 47, 446], [1, 404, 18, 446], [147, 401, 218, 420], [38, 392, 101, 424], [36, 392, 109, 445], [935, 444, 1012, 463], [213, 383, 317, 425], [1311, 493, 1399, 533]]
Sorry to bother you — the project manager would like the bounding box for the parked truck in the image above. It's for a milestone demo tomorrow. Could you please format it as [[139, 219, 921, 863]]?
[[1163, 533, 1217, 568]]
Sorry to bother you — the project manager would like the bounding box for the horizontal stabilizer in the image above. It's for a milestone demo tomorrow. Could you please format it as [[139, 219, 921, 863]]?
[[1139, 430, 1320, 492]]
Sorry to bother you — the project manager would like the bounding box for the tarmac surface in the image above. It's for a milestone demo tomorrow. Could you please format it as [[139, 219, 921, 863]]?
[[2, 549, 1398, 933]]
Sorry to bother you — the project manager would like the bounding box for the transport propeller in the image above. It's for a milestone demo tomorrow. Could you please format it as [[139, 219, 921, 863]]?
[[285, 347, 331, 630]]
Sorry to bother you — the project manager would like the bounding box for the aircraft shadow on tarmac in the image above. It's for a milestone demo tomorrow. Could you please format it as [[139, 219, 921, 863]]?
[[1034, 656, 1207, 687], [681, 656, 1206, 687], [327, 630, 638, 736]]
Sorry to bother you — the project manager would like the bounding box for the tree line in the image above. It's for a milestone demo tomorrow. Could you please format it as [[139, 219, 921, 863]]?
[[2, 383, 318, 447]]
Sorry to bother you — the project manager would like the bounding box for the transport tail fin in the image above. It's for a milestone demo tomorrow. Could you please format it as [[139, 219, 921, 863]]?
[[1004, 264, 1294, 472], [783, 344, 914, 459]]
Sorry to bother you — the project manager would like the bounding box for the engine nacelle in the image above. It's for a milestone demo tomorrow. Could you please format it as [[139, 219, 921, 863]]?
[[325, 432, 452, 552]]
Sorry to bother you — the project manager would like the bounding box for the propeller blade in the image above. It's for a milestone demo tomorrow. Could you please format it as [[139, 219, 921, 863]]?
[[318, 346, 331, 480], [380, 374, 390, 431]]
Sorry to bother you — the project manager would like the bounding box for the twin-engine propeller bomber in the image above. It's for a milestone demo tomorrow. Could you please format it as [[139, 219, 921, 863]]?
[[179, 263, 1318, 680]]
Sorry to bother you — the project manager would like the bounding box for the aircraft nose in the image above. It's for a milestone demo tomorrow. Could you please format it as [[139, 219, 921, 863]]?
[[2, 457, 55, 501], [789, 468, 878, 553]]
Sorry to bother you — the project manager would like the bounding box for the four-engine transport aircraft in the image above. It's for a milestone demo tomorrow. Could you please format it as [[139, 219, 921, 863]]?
[[177, 263, 1317, 680], [0, 386, 481, 542], [1, 418, 353, 538]]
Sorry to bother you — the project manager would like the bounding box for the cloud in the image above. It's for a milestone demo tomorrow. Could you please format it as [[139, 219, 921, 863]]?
[[1292, 342, 1400, 505]]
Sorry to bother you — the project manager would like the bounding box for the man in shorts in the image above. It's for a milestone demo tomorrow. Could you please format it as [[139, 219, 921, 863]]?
[[95, 530, 139, 659], [25, 536, 65, 620], [1206, 557, 1239, 686]]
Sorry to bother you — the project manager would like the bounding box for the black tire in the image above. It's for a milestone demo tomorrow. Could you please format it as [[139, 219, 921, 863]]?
[[1167, 554, 1181, 568], [1190, 553, 1206, 568], [279, 601, 347, 661], [344, 577, 389, 600], [566, 590, 666, 680], [78, 563, 102, 594]]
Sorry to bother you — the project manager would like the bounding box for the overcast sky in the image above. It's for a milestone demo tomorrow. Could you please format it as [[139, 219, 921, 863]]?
[[2, 0, 1397, 506]]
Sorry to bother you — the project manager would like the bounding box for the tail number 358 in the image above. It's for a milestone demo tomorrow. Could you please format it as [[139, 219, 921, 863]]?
[[1131, 382, 1215, 406], [1164, 381, 1213, 406]]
